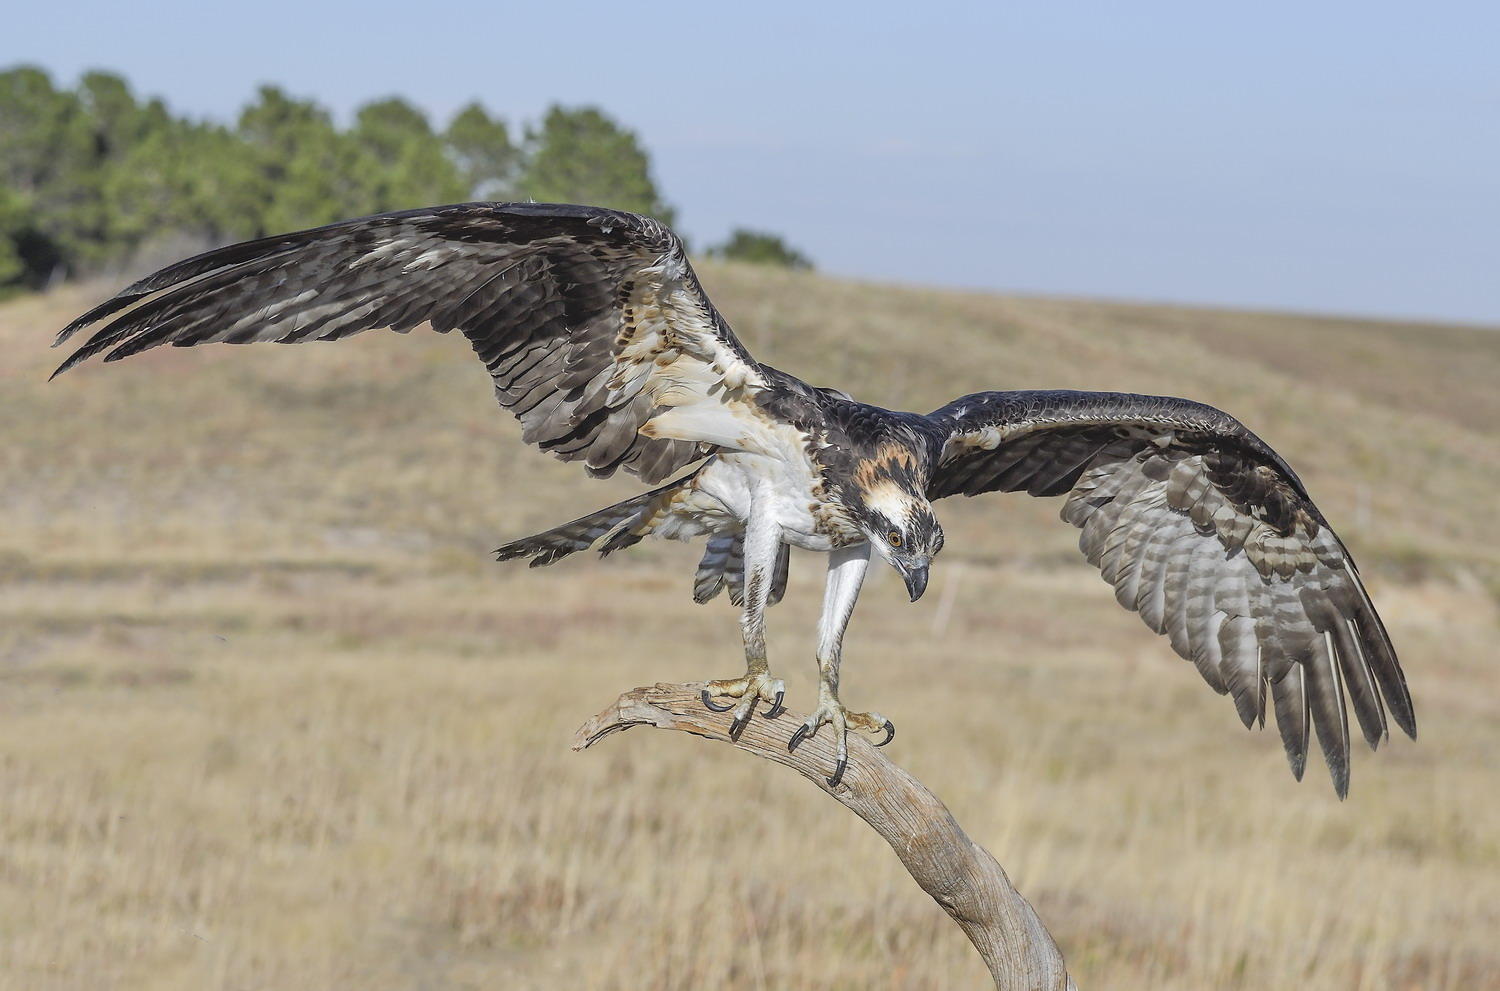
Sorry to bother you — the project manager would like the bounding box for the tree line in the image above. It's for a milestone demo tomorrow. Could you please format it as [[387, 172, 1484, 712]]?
[[0, 66, 810, 297]]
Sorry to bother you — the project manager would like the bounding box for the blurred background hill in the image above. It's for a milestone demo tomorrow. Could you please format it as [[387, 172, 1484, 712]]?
[[2, 265, 1498, 990]]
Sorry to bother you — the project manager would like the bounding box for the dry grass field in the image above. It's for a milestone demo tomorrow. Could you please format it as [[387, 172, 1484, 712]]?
[[2, 266, 1498, 990]]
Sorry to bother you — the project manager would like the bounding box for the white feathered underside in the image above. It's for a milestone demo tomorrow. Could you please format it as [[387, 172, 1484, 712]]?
[[1065, 449, 1371, 745], [621, 264, 778, 456]]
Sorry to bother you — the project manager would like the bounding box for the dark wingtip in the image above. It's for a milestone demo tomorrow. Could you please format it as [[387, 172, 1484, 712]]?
[[1326, 759, 1349, 800], [54, 320, 88, 348], [1392, 702, 1417, 741], [49, 347, 91, 380], [1233, 697, 1259, 732], [53, 279, 160, 349], [54, 304, 119, 348], [493, 540, 537, 564], [1287, 747, 1307, 782]]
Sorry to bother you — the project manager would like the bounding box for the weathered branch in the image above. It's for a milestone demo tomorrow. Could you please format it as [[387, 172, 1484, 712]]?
[[573, 682, 1076, 990]]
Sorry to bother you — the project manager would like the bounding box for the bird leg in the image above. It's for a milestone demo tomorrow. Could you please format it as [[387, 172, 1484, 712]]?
[[786, 544, 893, 786], [701, 510, 787, 738]]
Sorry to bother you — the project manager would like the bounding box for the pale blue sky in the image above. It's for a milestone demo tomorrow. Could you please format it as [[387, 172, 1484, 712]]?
[[7, 1, 1498, 324]]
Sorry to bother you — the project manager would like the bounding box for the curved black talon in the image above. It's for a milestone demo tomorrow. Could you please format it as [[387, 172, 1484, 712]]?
[[826, 754, 848, 788], [762, 690, 787, 720], [874, 719, 896, 748], [788, 723, 812, 753], [728, 702, 755, 742], [701, 689, 735, 712]]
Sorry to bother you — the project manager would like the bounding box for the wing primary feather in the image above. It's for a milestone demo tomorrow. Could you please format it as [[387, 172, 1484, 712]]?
[[1352, 593, 1416, 739], [1332, 613, 1387, 750], [1271, 665, 1310, 781], [55, 203, 761, 489], [1302, 633, 1351, 798], [926, 391, 1413, 795]]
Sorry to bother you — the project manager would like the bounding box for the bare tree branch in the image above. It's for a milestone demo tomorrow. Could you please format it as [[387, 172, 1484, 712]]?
[[573, 682, 1077, 990]]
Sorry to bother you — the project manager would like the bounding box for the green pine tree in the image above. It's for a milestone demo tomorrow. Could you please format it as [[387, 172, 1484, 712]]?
[[0, 68, 801, 296], [0, 66, 101, 280], [445, 102, 518, 200], [238, 85, 377, 232], [710, 228, 814, 270], [0, 184, 34, 294], [519, 105, 675, 223], [352, 97, 466, 211]]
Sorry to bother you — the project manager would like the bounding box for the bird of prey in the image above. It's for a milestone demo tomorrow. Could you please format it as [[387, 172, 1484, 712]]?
[[53, 202, 1415, 791]]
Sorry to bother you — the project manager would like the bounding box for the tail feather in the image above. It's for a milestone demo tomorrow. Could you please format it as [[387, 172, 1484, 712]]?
[[495, 474, 693, 567], [768, 542, 791, 606], [693, 532, 740, 603], [692, 533, 791, 607]]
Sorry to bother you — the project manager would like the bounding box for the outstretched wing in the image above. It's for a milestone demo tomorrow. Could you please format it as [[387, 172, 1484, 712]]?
[[926, 389, 1415, 796], [53, 202, 768, 483]]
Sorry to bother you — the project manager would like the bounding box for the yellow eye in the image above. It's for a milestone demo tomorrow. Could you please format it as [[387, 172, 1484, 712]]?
[[888, 531, 902, 547]]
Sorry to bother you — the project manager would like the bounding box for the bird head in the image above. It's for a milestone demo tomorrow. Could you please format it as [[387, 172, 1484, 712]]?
[[848, 479, 944, 602]]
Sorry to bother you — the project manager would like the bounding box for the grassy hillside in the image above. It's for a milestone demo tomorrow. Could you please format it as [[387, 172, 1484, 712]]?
[[2, 266, 1497, 990]]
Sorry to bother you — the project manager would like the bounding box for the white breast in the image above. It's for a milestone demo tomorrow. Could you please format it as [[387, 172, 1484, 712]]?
[[696, 449, 847, 553]]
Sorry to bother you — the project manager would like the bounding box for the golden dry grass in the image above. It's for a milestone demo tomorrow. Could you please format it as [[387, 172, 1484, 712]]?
[[1, 267, 1498, 990]]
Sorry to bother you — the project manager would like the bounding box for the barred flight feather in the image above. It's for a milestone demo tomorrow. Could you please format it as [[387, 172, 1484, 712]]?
[[53, 203, 767, 486], [929, 390, 1415, 796]]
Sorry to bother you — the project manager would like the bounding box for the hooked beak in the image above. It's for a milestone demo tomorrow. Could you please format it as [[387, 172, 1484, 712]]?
[[897, 561, 929, 602]]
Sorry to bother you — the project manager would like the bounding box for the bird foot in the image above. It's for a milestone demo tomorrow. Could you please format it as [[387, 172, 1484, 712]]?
[[700, 672, 787, 740], [786, 700, 894, 787]]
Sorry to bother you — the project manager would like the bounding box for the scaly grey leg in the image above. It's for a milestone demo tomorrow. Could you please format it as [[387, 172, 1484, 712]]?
[[786, 544, 894, 786], [701, 501, 787, 737]]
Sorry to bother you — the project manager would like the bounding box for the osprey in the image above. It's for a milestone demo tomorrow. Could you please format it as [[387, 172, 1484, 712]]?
[[53, 202, 1415, 791]]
